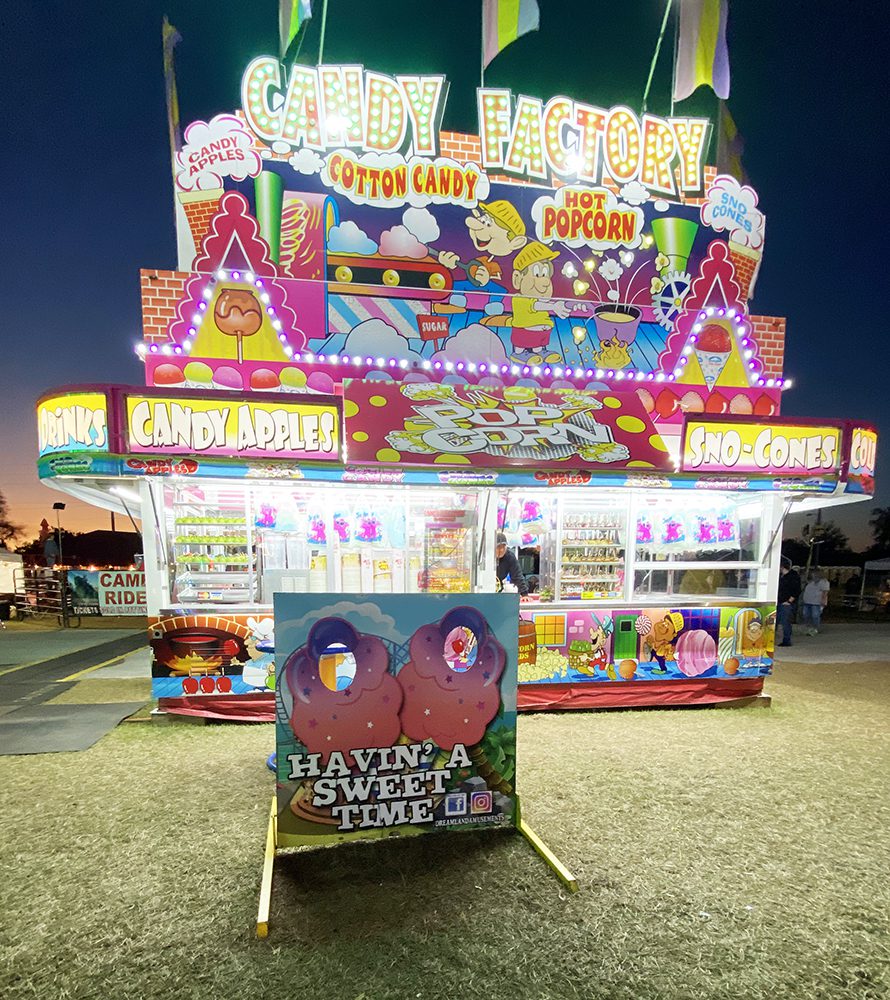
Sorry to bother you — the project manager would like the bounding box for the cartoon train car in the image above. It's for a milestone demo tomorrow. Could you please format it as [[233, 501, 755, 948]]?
[[255, 181, 453, 303], [327, 253, 453, 300]]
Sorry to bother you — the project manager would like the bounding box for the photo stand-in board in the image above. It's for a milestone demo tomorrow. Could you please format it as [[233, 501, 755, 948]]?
[[257, 592, 577, 937]]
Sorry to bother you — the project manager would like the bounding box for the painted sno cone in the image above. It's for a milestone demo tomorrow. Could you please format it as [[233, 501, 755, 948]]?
[[177, 188, 224, 251], [727, 241, 762, 300], [695, 323, 733, 387], [651, 217, 699, 274]]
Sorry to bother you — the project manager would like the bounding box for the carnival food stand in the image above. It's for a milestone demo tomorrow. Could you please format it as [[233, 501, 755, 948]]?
[[35, 60, 876, 716]]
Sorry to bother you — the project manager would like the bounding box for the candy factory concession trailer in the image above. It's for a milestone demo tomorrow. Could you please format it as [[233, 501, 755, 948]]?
[[36, 382, 875, 716], [34, 58, 878, 716]]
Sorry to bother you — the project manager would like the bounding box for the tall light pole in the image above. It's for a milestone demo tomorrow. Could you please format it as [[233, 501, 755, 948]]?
[[52, 502, 68, 626], [52, 502, 66, 568]]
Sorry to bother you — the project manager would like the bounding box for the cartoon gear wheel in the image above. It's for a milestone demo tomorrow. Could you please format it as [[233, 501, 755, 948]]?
[[653, 270, 692, 330]]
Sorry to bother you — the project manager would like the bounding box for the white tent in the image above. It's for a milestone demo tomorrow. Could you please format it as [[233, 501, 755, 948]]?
[[860, 559, 890, 607]]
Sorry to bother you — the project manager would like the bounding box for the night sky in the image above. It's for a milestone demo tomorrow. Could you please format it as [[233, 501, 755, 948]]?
[[4, 1, 886, 546]]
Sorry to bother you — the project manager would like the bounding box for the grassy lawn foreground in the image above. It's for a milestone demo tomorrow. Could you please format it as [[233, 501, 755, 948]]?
[[1, 660, 888, 1000]]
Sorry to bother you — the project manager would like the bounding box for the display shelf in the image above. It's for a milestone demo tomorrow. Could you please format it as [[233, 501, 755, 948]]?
[[553, 503, 627, 602], [169, 492, 255, 606], [419, 510, 475, 594]]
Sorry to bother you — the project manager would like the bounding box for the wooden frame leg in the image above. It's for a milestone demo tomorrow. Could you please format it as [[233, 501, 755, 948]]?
[[257, 795, 277, 938], [515, 797, 578, 893]]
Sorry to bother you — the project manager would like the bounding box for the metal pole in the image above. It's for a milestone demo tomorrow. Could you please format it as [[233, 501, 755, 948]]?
[[317, 0, 329, 65], [642, 0, 674, 114], [56, 509, 63, 570]]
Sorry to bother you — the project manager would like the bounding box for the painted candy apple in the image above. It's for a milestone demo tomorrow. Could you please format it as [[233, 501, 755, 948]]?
[[214, 288, 263, 363], [154, 363, 185, 386]]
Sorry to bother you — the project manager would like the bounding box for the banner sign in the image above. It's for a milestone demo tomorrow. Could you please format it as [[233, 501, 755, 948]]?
[[846, 424, 877, 494], [238, 61, 709, 194], [681, 417, 844, 476], [518, 604, 775, 686], [343, 380, 670, 470], [124, 393, 341, 462], [38, 392, 109, 457], [274, 593, 519, 848], [68, 569, 146, 616]]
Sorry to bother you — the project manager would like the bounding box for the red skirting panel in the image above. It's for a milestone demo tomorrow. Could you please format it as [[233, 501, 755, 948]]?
[[518, 677, 765, 711], [158, 692, 275, 721]]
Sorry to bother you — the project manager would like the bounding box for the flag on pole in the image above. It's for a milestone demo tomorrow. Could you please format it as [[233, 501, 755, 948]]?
[[673, 0, 730, 102], [162, 16, 182, 160], [482, 0, 540, 69], [716, 101, 748, 183], [280, 0, 312, 58]]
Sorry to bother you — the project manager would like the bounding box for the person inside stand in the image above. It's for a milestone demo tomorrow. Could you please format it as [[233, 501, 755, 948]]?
[[776, 556, 801, 647], [495, 532, 529, 596], [801, 569, 830, 636]]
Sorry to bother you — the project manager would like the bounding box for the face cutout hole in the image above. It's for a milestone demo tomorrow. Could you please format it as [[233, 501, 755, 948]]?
[[443, 626, 477, 673], [319, 642, 356, 692]]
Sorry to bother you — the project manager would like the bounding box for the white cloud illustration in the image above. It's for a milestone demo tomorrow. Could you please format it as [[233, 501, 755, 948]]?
[[328, 220, 378, 255], [289, 148, 325, 175], [701, 174, 765, 250], [402, 207, 440, 244], [341, 318, 424, 364], [175, 114, 262, 192]]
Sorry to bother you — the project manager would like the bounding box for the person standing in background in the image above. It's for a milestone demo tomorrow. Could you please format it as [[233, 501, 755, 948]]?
[[802, 569, 830, 636], [776, 557, 801, 646], [495, 532, 529, 596]]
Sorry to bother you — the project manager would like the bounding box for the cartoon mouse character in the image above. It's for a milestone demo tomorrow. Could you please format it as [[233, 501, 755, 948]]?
[[644, 612, 684, 675]]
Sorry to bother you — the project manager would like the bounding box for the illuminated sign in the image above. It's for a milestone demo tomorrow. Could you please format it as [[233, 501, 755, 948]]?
[[682, 419, 843, 477], [849, 426, 877, 478], [238, 61, 709, 194], [477, 92, 708, 193], [37, 392, 109, 457], [343, 381, 670, 470], [241, 61, 447, 155], [124, 394, 340, 461]]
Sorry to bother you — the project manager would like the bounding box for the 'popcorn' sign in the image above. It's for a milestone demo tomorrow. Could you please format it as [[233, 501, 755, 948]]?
[[342, 379, 670, 470]]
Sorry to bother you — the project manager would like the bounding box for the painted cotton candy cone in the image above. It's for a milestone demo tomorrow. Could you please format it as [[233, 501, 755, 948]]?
[[728, 241, 762, 299], [177, 188, 224, 250]]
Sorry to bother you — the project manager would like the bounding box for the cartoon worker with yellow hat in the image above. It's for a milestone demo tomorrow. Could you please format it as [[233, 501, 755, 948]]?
[[437, 200, 528, 291], [644, 611, 684, 674], [509, 241, 572, 363]]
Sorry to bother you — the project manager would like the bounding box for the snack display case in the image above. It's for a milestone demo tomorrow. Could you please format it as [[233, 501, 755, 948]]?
[[151, 483, 484, 614], [539, 499, 626, 601], [418, 510, 477, 594], [168, 485, 254, 606]]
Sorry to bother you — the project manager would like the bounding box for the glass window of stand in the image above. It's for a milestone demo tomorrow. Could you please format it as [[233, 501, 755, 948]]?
[[163, 483, 481, 607], [539, 494, 630, 601], [166, 483, 256, 606], [631, 493, 765, 601]]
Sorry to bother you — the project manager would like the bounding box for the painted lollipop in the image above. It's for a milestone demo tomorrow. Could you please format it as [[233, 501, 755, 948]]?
[[635, 614, 652, 636], [214, 288, 263, 364]]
